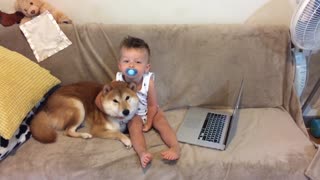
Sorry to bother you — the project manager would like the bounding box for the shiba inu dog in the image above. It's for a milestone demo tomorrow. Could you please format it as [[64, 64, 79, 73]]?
[[30, 81, 139, 148]]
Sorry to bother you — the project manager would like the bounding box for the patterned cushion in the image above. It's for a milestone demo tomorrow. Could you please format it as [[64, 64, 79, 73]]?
[[0, 114, 32, 161], [0, 85, 60, 161]]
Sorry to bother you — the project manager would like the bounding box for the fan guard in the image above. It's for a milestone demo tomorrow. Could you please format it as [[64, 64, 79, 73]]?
[[291, 0, 320, 50]]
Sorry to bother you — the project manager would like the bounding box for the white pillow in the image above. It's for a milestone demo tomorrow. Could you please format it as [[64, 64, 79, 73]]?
[[19, 10, 72, 62]]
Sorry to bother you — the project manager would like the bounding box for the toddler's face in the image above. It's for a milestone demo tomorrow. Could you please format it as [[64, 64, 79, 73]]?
[[118, 47, 150, 82]]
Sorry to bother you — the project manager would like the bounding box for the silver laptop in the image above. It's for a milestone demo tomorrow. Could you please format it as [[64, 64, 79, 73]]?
[[177, 80, 244, 150]]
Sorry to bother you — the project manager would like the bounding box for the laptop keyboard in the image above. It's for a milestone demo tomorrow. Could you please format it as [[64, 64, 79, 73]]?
[[198, 112, 227, 143]]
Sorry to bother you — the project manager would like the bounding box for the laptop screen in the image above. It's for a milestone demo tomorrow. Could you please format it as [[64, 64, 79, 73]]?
[[225, 79, 244, 147]]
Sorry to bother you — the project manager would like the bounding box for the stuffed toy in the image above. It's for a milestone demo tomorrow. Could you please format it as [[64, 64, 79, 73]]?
[[0, 11, 24, 26], [14, 0, 72, 24]]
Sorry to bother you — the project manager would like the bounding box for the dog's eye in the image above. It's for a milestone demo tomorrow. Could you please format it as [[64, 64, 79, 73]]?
[[30, 2, 33, 5], [113, 99, 119, 103], [125, 96, 130, 100]]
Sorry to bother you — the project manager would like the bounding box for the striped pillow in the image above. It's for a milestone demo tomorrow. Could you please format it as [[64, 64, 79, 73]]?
[[0, 46, 60, 139]]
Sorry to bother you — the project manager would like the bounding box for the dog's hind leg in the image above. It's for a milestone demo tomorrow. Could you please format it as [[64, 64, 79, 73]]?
[[64, 99, 92, 139], [30, 111, 58, 143]]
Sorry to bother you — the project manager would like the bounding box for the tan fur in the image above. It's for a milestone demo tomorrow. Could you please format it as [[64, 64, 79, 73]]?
[[30, 81, 139, 148], [15, 0, 72, 24]]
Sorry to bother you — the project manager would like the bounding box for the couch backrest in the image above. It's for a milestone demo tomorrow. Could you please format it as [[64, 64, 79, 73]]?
[[0, 24, 294, 110]]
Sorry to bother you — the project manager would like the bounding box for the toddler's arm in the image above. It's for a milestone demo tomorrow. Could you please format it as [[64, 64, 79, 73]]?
[[143, 79, 158, 132]]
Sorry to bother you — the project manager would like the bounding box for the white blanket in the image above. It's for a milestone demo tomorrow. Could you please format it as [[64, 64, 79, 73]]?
[[19, 11, 71, 62]]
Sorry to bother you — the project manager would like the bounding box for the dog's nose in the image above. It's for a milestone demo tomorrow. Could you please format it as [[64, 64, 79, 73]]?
[[122, 109, 130, 116], [31, 10, 35, 14]]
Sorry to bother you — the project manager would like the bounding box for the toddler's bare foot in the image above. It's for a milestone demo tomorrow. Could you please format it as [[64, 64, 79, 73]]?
[[139, 152, 152, 168], [161, 146, 180, 160]]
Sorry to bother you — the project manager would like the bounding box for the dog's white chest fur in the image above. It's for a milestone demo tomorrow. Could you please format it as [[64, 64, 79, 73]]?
[[105, 119, 127, 132]]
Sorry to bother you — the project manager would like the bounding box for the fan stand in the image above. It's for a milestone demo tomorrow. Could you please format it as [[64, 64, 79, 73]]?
[[292, 48, 311, 99], [302, 77, 320, 122]]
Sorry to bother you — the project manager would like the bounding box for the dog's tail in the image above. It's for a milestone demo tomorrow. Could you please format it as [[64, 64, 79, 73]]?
[[30, 111, 57, 143]]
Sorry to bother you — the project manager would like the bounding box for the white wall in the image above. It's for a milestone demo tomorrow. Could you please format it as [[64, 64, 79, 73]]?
[[1, 0, 297, 25], [55, 0, 269, 24]]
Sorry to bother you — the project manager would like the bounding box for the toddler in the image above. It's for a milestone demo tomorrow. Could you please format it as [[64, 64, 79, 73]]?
[[116, 36, 180, 168]]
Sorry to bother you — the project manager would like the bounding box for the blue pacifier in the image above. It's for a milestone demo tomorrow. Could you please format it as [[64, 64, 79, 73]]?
[[126, 68, 138, 76]]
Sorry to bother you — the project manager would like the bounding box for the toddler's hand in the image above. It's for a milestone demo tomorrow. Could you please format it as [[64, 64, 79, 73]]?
[[142, 122, 152, 132], [144, 106, 158, 132]]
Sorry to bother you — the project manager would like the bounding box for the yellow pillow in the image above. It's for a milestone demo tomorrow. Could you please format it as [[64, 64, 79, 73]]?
[[0, 46, 61, 139]]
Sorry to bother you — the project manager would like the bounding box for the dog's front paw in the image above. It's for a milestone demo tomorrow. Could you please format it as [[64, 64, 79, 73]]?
[[125, 144, 132, 149], [80, 133, 93, 139], [122, 138, 132, 149]]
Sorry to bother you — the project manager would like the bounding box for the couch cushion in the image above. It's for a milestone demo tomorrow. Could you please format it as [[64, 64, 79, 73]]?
[[0, 108, 315, 179], [0, 46, 61, 139], [0, 24, 292, 109], [53, 24, 290, 110]]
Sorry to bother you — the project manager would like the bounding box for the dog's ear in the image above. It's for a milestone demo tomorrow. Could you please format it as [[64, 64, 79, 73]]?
[[128, 82, 137, 92], [102, 84, 112, 94]]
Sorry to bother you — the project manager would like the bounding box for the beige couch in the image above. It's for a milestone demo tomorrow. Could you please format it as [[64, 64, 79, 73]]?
[[0, 23, 320, 180]]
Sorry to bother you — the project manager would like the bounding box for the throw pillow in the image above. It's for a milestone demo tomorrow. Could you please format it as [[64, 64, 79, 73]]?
[[0, 46, 61, 140]]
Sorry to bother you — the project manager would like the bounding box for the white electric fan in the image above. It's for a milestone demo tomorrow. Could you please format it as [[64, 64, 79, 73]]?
[[290, 0, 320, 109]]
